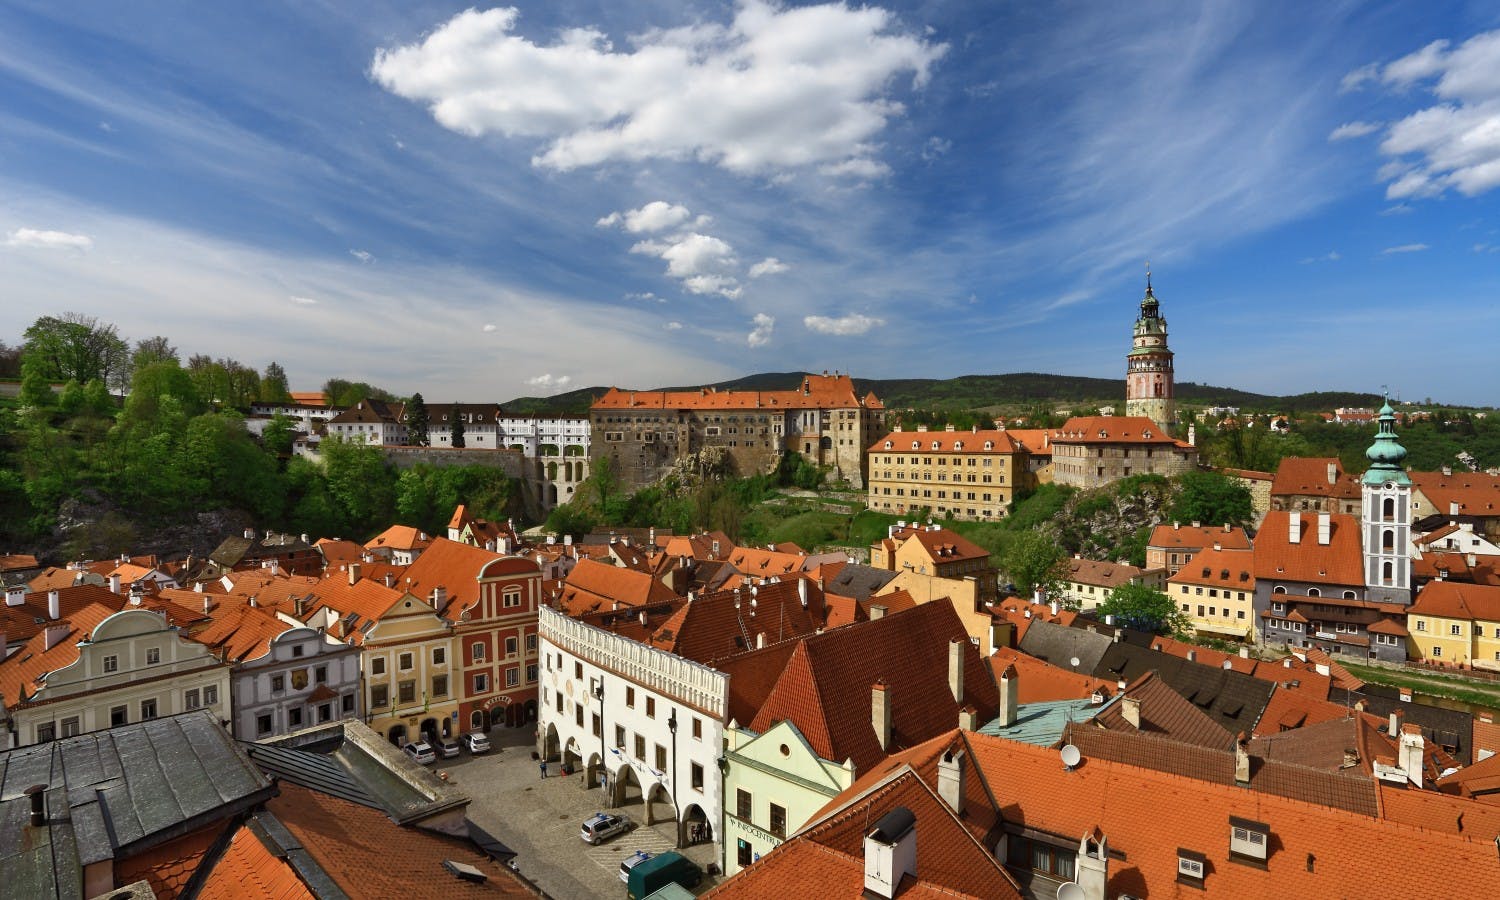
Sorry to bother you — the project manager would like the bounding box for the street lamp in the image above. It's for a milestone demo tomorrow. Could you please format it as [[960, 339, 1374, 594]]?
[[668, 710, 680, 844], [593, 681, 607, 797]]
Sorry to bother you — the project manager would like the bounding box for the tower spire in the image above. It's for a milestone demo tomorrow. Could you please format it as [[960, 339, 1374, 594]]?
[[1363, 394, 1410, 486]]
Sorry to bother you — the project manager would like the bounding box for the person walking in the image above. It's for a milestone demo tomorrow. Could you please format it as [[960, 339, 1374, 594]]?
[[539, 759, 548, 779]]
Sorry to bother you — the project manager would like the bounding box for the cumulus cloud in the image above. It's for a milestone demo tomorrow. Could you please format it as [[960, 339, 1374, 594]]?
[[631, 232, 741, 298], [1328, 121, 1380, 141], [747, 257, 788, 278], [349, 249, 375, 263], [597, 201, 694, 234], [747, 313, 774, 347], [1351, 30, 1500, 199], [803, 313, 885, 335], [6, 227, 92, 250], [1382, 243, 1429, 254], [524, 373, 573, 393], [371, 2, 944, 177], [482, 323, 497, 332]]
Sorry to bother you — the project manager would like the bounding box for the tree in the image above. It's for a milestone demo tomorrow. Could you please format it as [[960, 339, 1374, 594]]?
[[323, 378, 394, 407], [259, 362, 291, 404], [17, 354, 54, 410], [262, 413, 297, 456], [1097, 582, 1190, 636], [405, 393, 430, 446], [1169, 471, 1253, 528], [1000, 529, 1070, 598], [449, 404, 466, 448], [131, 335, 178, 371], [22, 313, 129, 389], [0, 340, 22, 378]]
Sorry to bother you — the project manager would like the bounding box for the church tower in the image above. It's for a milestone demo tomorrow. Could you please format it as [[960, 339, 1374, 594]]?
[[1125, 271, 1176, 430], [1363, 397, 1412, 603]]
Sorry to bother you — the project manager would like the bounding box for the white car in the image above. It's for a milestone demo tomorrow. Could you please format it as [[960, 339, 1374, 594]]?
[[402, 741, 436, 765], [437, 738, 461, 759], [462, 732, 491, 754], [580, 812, 632, 845], [619, 850, 653, 882]]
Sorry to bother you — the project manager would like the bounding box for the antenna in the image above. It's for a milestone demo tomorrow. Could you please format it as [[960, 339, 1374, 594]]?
[[1060, 744, 1082, 770], [1057, 883, 1086, 900]]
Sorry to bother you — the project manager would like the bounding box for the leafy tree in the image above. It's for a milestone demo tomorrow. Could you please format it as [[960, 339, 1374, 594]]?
[[259, 361, 291, 404], [544, 502, 597, 540], [323, 378, 395, 407], [262, 413, 297, 457], [22, 313, 129, 388], [0, 340, 22, 378], [1169, 470, 1253, 528], [449, 404, 466, 448], [131, 335, 178, 370], [18, 354, 55, 410], [320, 437, 397, 534], [1097, 582, 1190, 636], [1000, 529, 1070, 598], [405, 393, 430, 446], [81, 379, 115, 417], [56, 379, 86, 416]]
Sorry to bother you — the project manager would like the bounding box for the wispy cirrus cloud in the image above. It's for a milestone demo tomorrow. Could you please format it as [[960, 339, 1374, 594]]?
[[1382, 243, 1429, 254], [1328, 121, 1379, 141], [6, 227, 92, 250]]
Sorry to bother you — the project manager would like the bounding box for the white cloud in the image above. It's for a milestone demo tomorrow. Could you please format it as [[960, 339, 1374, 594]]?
[[1357, 30, 1500, 198], [1328, 121, 1380, 141], [664, 321, 683, 330], [289, 295, 319, 305], [1382, 243, 1429, 254], [630, 232, 742, 298], [482, 323, 497, 332], [524, 373, 572, 393], [98, 121, 113, 133], [747, 313, 774, 347], [349, 249, 375, 263], [6, 227, 92, 250], [747, 257, 788, 278], [371, 2, 944, 177], [803, 313, 885, 335], [597, 201, 693, 234], [625, 291, 664, 303], [1340, 63, 1380, 93], [1299, 251, 1341, 264], [921, 135, 952, 160]]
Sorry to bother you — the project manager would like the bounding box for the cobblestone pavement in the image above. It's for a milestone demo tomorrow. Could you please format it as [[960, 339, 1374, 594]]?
[[437, 726, 724, 899]]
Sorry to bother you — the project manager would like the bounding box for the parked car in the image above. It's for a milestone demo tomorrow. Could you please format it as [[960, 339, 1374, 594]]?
[[402, 741, 436, 765], [579, 811, 632, 845], [626, 852, 702, 900], [619, 850, 653, 883], [437, 738, 461, 759], [462, 732, 491, 754]]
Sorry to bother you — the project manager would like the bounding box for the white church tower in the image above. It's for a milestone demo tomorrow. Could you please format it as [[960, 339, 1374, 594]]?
[[1362, 398, 1411, 604]]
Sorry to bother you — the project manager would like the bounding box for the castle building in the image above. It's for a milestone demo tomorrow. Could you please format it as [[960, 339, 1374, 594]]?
[[1125, 273, 1176, 431]]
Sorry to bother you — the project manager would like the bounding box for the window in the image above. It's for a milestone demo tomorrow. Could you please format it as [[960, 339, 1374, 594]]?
[[691, 762, 704, 791], [692, 717, 703, 740], [655, 744, 667, 771], [1230, 818, 1269, 863], [738, 839, 753, 867], [506, 667, 520, 687], [433, 674, 449, 697], [770, 804, 786, 838], [634, 734, 646, 761], [646, 697, 656, 718], [204, 685, 218, 706], [371, 657, 386, 675], [398, 652, 414, 671], [474, 673, 489, 693], [1416, 620, 1427, 632], [342, 693, 355, 713], [371, 684, 389, 707], [146, 648, 160, 665], [271, 674, 285, 692], [627, 686, 636, 708], [103, 655, 119, 674], [503, 588, 522, 608], [433, 647, 446, 666], [1433, 646, 1443, 658], [472, 642, 487, 663], [292, 644, 304, 657], [1178, 849, 1207, 883], [398, 680, 416, 704], [1451, 624, 1463, 636], [1006, 836, 1076, 879], [185, 688, 201, 710], [525, 634, 538, 653], [315, 665, 327, 684], [140, 698, 158, 721], [288, 708, 302, 728], [111, 705, 128, 727], [575, 661, 583, 679], [736, 789, 753, 820], [615, 725, 626, 748], [61, 717, 79, 738], [318, 703, 332, 723], [526, 664, 538, 683], [36, 722, 56, 743]]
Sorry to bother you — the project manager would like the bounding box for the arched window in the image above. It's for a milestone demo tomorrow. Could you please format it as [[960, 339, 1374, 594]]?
[[1343, 590, 1357, 599], [911, 441, 920, 450], [884, 441, 892, 449], [1307, 588, 1321, 597], [954, 441, 964, 451], [1382, 529, 1395, 552], [984, 441, 994, 450], [1273, 585, 1287, 594], [1382, 497, 1395, 521], [1383, 561, 1394, 585]]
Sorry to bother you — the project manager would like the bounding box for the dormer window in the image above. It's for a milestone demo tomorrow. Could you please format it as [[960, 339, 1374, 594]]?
[[1229, 817, 1269, 865], [984, 441, 993, 450], [884, 441, 893, 449], [911, 441, 921, 450], [1177, 848, 1206, 885], [954, 441, 964, 450], [1144, 430, 1153, 439], [931, 441, 941, 450]]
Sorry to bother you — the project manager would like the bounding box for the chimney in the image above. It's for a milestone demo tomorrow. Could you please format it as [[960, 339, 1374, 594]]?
[[863, 807, 916, 900], [798, 578, 808, 608], [997, 664, 1018, 728], [432, 586, 447, 608], [108, 574, 121, 594], [872, 682, 892, 751], [936, 748, 965, 815], [348, 563, 361, 586], [1076, 829, 1109, 900], [1317, 512, 1331, 546], [1121, 695, 1141, 729], [1342, 748, 1360, 769], [1327, 462, 1338, 485], [1186, 650, 1197, 662], [1390, 709, 1404, 737], [1288, 511, 1302, 544], [1239, 646, 1251, 659], [564, 534, 573, 547], [947, 639, 965, 705], [1235, 733, 1251, 784], [47, 590, 60, 621], [25, 785, 46, 828], [1399, 724, 1425, 787], [1450, 501, 1460, 516], [639, 610, 649, 628], [43, 622, 70, 651], [870, 604, 888, 620], [5, 587, 24, 607], [244, 527, 255, 540], [203, 596, 213, 615]]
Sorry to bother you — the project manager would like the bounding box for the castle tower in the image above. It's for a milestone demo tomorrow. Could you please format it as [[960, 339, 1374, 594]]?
[[1124, 270, 1176, 430], [1363, 397, 1411, 603]]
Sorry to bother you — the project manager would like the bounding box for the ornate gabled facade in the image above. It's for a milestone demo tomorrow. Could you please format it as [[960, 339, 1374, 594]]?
[[1124, 272, 1176, 431]]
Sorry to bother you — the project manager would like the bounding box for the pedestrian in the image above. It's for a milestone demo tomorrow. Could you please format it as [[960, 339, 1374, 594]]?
[[539, 759, 548, 779]]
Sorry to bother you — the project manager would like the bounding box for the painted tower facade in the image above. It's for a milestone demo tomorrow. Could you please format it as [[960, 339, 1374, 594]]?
[[1362, 398, 1412, 603], [1125, 274, 1176, 430]]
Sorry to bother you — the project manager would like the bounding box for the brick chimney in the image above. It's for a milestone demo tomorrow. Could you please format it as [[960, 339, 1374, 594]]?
[[872, 682, 892, 751], [862, 807, 916, 900], [1121, 695, 1142, 729], [348, 563, 361, 586], [937, 748, 965, 814], [997, 664, 1018, 728], [947, 639, 965, 705]]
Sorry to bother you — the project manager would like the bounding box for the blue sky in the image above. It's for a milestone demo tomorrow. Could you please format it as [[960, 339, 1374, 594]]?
[[2, 1, 1498, 405]]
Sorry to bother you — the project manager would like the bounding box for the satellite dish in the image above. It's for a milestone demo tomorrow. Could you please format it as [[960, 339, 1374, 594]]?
[[1222, 660, 1233, 670], [1060, 744, 1082, 769], [1070, 656, 1081, 668], [1057, 883, 1086, 900]]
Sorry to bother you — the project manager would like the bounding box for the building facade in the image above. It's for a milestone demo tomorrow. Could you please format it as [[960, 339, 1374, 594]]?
[[1124, 274, 1176, 430], [865, 427, 1030, 521], [231, 624, 362, 741], [360, 594, 459, 746], [451, 556, 544, 732], [1048, 416, 1198, 489], [1168, 546, 1257, 641]]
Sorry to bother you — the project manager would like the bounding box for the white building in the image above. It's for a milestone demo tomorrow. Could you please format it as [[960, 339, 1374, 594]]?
[[224, 620, 362, 741], [498, 416, 591, 505], [538, 606, 725, 852]]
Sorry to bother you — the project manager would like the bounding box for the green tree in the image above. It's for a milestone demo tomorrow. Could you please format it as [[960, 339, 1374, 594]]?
[[259, 361, 292, 404], [449, 404, 466, 448], [405, 393, 430, 446], [131, 335, 178, 371], [1169, 471, 1253, 528], [544, 502, 597, 540], [262, 413, 297, 456], [320, 437, 396, 534], [1000, 529, 1070, 598], [22, 313, 129, 388], [1097, 582, 1190, 636], [18, 354, 55, 410]]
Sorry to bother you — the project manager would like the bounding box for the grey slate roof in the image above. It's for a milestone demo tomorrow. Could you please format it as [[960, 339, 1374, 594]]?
[[1017, 619, 1114, 674], [1090, 641, 1275, 735], [0, 711, 272, 900], [822, 564, 899, 602]]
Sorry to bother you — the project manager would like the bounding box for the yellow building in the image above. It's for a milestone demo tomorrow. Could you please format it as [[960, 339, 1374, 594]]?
[[1407, 581, 1500, 671], [866, 427, 1030, 521], [1166, 546, 1256, 641], [360, 593, 459, 746], [871, 523, 999, 607]]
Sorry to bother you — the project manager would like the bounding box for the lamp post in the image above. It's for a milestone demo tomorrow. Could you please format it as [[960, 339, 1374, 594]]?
[[667, 709, 680, 846], [594, 681, 607, 799]]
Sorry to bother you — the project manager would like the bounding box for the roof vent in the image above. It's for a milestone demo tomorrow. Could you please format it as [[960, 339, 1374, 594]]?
[[442, 860, 488, 884]]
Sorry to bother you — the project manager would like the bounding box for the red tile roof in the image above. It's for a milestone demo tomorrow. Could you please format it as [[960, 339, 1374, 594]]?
[[883, 524, 990, 564], [1066, 556, 1145, 588], [0, 553, 40, 572], [1168, 545, 1256, 591], [114, 823, 225, 899], [868, 428, 1022, 454], [0, 601, 118, 705], [197, 820, 316, 900], [1048, 415, 1180, 445], [1271, 456, 1361, 499], [987, 647, 1111, 703], [1412, 470, 1500, 517], [364, 524, 433, 553], [648, 578, 826, 664], [556, 557, 676, 616], [592, 373, 878, 411], [1093, 671, 1233, 748], [1253, 510, 1365, 586], [400, 537, 510, 617], [0, 583, 121, 645], [1410, 580, 1500, 621], [194, 602, 299, 663], [1149, 522, 1252, 552]]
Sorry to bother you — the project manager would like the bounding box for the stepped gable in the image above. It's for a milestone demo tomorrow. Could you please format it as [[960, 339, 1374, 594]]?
[[748, 602, 997, 772]]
